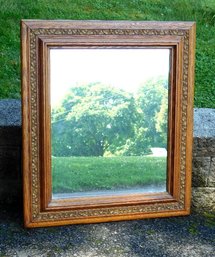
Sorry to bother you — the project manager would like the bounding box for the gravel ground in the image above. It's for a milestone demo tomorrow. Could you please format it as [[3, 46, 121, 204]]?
[[0, 207, 214, 257]]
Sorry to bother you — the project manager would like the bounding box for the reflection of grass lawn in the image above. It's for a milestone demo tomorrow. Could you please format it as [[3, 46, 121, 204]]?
[[52, 156, 167, 194]]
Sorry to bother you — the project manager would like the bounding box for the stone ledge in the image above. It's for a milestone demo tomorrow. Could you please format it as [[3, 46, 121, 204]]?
[[193, 108, 215, 138], [193, 137, 215, 157], [0, 127, 21, 146], [192, 156, 215, 188], [208, 158, 215, 187], [0, 179, 22, 205], [192, 157, 210, 187], [192, 187, 215, 212], [0, 99, 21, 126]]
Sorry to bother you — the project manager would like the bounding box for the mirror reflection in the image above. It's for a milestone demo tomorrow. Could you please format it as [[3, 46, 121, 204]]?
[[50, 48, 170, 199]]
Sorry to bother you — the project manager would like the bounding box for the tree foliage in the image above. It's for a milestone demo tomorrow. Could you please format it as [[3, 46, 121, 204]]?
[[136, 78, 168, 148], [52, 79, 168, 157]]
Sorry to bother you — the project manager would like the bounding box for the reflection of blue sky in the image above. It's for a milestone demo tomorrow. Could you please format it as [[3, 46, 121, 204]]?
[[50, 48, 170, 107]]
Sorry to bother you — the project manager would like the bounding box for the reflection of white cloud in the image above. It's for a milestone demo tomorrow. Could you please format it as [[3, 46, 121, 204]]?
[[50, 49, 170, 107]]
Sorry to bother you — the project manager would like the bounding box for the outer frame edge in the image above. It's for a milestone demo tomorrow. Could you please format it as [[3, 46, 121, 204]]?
[[184, 22, 196, 211], [21, 20, 195, 228], [21, 20, 32, 228], [25, 209, 190, 228]]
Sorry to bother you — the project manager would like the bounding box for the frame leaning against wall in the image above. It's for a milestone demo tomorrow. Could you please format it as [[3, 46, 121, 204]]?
[[21, 20, 196, 228]]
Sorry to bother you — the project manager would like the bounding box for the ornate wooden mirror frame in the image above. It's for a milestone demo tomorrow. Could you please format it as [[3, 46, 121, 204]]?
[[21, 20, 195, 228]]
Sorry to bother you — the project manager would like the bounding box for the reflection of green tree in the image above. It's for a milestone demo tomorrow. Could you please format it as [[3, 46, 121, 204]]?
[[136, 78, 168, 148], [156, 87, 168, 144], [52, 79, 168, 157], [52, 83, 138, 156]]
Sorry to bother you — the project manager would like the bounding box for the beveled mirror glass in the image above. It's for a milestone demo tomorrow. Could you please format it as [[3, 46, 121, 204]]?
[[50, 48, 170, 199], [21, 20, 195, 228]]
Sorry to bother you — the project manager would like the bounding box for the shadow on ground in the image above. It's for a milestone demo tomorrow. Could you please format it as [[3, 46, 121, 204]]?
[[0, 205, 214, 257]]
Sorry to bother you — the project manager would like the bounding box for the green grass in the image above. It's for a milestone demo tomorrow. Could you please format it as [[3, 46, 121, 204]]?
[[52, 156, 166, 193], [204, 212, 215, 228], [0, 0, 215, 107]]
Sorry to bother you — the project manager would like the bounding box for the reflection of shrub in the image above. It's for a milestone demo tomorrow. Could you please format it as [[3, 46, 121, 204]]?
[[112, 133, 152, 156]]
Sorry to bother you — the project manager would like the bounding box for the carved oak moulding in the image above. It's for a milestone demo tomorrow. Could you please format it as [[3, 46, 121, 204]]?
[[21, 20, 196, 228]]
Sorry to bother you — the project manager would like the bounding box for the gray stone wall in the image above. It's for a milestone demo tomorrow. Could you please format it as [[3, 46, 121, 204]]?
[[0, 100, 22, 205], [0, 100, 214, 212], [192, 108, 215, 212]]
